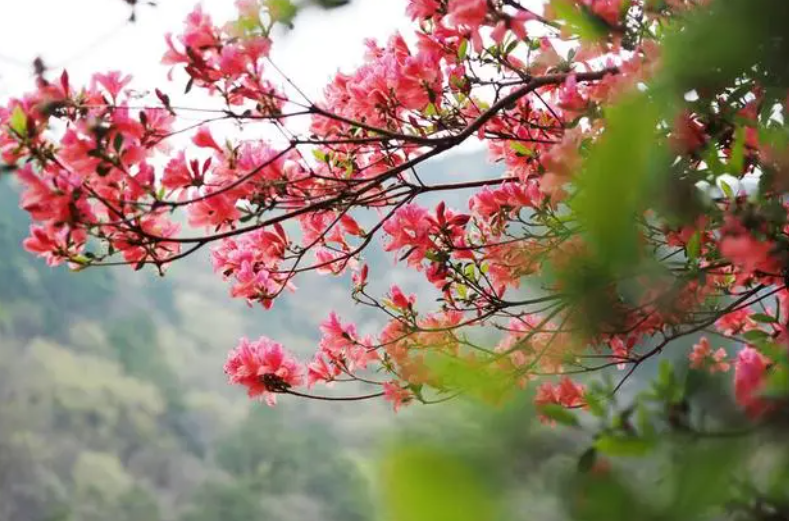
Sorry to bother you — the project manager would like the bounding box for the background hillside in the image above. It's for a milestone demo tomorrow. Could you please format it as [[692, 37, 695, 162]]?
[[0, 152, 498, 521]]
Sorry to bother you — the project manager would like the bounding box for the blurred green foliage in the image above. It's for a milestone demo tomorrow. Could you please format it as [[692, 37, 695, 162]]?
[[378, 2, 789, 521], [0, 178, 372, 521]]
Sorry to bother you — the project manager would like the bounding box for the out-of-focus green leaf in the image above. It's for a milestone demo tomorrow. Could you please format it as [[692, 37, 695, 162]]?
[[584, 389, 607, 418], [423, 353, 511, 403], [718, 178, 734, 200], [594, 434, 656, 457], [572, 93, 663, 269], [538, 404, 580, 427], [686, 231, 701, 261], [8, 106, 27, 136], [729, 127, 746, 176], [551, 0, 608, 41], [750, 313, 777, 324], [764, 365, 789, 398], [743, 329, 769, 342], [458, 38, 468, 60], [311, 0, 350, 7], [568, 472, 649, 521], [509, 141, 532, 157], [266, 0, 298, 26], [661, 0, 789, 93], [669, 441, 745, 519], [577, 447, 597, 473], [379, 445, 501, 521]]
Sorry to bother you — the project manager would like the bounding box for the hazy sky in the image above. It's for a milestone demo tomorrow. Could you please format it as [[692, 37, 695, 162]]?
[[0, 0, 409, 99]]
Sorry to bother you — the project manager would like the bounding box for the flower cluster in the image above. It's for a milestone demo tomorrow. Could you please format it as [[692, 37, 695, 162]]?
[[224, 336, 304, 405], [2, 0, 788, 419]]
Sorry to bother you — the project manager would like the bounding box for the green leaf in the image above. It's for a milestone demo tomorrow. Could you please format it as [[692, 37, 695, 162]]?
[[577, 447, 597, 473], [457, 39, 468, 61], [584, 390, 606, 418], [729, 126, 746, 175], [380, 445, 501, 521], [669, 442, 746, 518], [537, 404, 580, 427], [550, 0, 608, 41], [572, 92, 663, 269], [718, 179, 734, 200], [686, 230, 701, 261], [9, 105, 27, 136], [763, 366, 789, 398], [113, 133, 124, 153], [509, 141, 533, 157], [743, 329, 769, 342], [463, 263, 477, 283], [658, 358, 674, 388], [594, 435, 655, 457], [750, 313, 777, 324], [266, 0, 298, 26], [661, 0, 789, 93]]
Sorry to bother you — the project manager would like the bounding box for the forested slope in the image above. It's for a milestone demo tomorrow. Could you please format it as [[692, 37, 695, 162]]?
[[0, 176, 373, 521]]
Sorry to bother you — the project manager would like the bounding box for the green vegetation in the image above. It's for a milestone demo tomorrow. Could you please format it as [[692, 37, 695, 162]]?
[[0, 179, 371, 521]]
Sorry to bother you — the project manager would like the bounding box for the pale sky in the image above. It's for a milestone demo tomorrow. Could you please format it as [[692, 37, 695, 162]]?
[[0, 0, 410, 100]]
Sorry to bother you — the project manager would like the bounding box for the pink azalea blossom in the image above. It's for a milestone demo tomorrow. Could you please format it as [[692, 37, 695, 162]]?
[[734, 347, 771, 418], [383, 381, 413, 411], [446, 0, 488, 28], [535, 377, 585, 423], [689, 337, 730, 373], [224, 336, 304, 405]]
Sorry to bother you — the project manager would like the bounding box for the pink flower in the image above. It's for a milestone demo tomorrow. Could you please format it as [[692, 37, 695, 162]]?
[[319, 312, 358, 356], [715, 308, 757, 336], [671, 111, 707, 154], [307, 354, 341, 387], [16, 165, 75, 224], [352, 263, 369, 289], [609, 336, 635, 369], [719, 218, 781, 277], [219, 45, 248, 76], [211, 227, 291, 308], [383, 204, 436, 267], [576, 0, 624, 27], [23, 224, 86, 267], [314, 247, 352, 275], [162, 151, 204, 191], [318, 313, 378, 370], [734, 347, 771, 418], [535, 377, 585, 423], [469, 182, 541, 223], [112, 212, 181, 265], [192, 127, 223, 152], [720, 235, 778, 275], [388, 284, 416, 312], [447, 0, 488, 28], [187, 192, 241, 229], [557, 75, 588, 113], [383, 381, 413, 412], [224, 337, 304, 405], [92, 71, 132, 100], [179, 5, 217, 50], [406, 0, 440, 20], [236, 0, 261, 18], [689, 337, 730, 373]]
